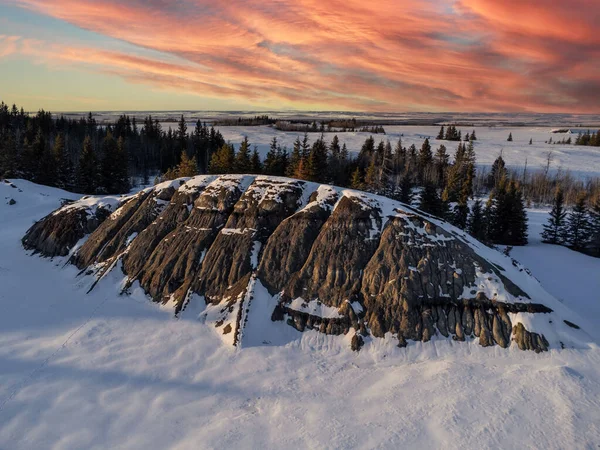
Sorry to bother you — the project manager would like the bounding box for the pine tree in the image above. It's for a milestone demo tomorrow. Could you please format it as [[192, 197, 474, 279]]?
[[437, 126, 445, 140], [529, 138, 533, 145], [177, 150, 198, 177], [364, 159, 378, 191], [486, 178, 528, 245], [488, 154, 507, 189], [100, 132, 120, 193], [263, 137, 279, 175], [541, 188, 568, 244], [287, 136, 302, 177], [398, 174, 413, 204], [234, 136, 251, 173], [470, 130, 477, 141], [76, 135, 98, 194], [566, 194, 591, 251], [350, 167, 363, 190], [53, 133, 73, 189], [434, 145, 449, 186], [419, 183, 442, 217], [209, 143, 235, 174], [250, 147, 262, 174], [588, 197, 600, 256], [113, 136, 130, 192], [507, 133, 513, 142], [467, 200, 486, 241], [417, 138, 432, 183]]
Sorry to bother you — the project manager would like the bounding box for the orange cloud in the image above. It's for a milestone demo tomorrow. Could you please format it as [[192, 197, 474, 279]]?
[[4, 0, 600, 111]]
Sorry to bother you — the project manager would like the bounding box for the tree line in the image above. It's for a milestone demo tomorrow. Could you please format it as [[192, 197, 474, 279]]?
[[0, 102, 226, 194], [542, 188, 600, 257]]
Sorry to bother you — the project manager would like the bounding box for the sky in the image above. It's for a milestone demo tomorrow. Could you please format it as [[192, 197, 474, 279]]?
[[0, 0, 599, 113]]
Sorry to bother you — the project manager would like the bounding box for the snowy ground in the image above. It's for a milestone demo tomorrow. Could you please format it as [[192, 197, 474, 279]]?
[[1, 180, 600, 449], [161, 123, 600, 180]]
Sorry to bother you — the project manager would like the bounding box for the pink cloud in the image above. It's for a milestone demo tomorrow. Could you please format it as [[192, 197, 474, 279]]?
[[5, 0, 600, 112]]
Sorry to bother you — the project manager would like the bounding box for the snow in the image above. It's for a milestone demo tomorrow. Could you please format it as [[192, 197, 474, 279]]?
[[210, 125, 600, 179], [1, 178, 600, 449], [287, 297, 344, 319]]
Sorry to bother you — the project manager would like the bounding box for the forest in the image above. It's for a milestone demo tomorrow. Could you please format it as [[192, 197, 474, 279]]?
[[1, 101, 599, 252]]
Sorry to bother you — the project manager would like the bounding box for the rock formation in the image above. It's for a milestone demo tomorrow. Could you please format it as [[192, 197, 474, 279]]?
[[22, 175, 584, 353]]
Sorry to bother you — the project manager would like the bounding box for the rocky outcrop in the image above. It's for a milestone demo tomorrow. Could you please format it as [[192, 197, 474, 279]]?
[[23, 198, 117, 257], [23, 175, 576, 353]]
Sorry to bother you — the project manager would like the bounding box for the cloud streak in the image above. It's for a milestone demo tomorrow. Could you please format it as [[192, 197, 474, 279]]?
[[4, 0, 600, 111]]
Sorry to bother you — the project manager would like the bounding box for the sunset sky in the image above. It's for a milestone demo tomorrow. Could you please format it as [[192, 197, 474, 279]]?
[[1, 0, 599, 112]]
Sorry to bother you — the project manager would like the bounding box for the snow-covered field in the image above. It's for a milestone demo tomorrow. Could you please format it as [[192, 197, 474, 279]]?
[[1, 179, 600, 449], [164, 123, 600, 179]]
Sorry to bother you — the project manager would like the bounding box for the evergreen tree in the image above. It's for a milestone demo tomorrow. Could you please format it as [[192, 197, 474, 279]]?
[[76, 136, 98, 194], [53, 133, 73, 189], [470, 130, 477, 141], [529, 138, 533, 145], [507, 132, 513, 142], [263, 137, 279, 175], [467, 200, 486, 241], [588, 197, 600, 256], [350, 167, 363, 190], [234, 136, 251, 173], [419, 183, 442, 217], [566, 194, 591, 251], [541, 188, 568, 244], [434, 145, 449, 186], [417, 138, 432, 183], [306, 136, 328, 182], [398, 174, 413, 205], [287, 136, 302, 177], [250, 147, 262, 174], [488, 154, 507, 189], [177, 150, 198, 177], [487, 178, 528, 245], [209, 143, 235, 174], [113, 136, 130, 192], [437, 126, 445, 140], [100, 132, 120, 193], [364, 159, 378, 191]]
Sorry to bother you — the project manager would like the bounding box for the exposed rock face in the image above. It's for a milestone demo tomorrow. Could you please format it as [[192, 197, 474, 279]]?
[[23, 175, 573, 353]]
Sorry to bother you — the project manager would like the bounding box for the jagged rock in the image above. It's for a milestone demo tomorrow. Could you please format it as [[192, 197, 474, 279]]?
[[462, 306, 474, 336], [436, 305, 449, 337], [22, 175, 560, 353], [351, 334, 364, 352], [513, 323, 549, 353], [23, 201, 113, 257]]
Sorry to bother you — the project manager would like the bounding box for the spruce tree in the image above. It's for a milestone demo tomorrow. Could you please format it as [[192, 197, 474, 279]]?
[[114, 136, 130, 192], [541, 188, 568, 244], [419, 183, 442, 217], [488, 154, 507, 189], [76, 136, 98, 194], [250, 147, 262, 174], [566, 194, 591, 251], [287, 136, 302, 177], [350, 167, 363, 190], [398, 174, 413, 204], [588, 197, 600, 256], [507, 133, 513, 142], [437, 126, 445, 140], [467, 200, 486, 242], [234, 137, 251, 173], [417, 138, 432, 183], [263, 137, 279, 175], [177, 150, 198, 177], [209, 143, 235, 174]]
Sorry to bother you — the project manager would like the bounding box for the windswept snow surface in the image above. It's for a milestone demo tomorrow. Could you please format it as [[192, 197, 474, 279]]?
[[1, 179, 600, 449]]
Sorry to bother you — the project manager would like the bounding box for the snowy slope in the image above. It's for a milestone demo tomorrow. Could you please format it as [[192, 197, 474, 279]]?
[[1, 179, 600, 449]]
